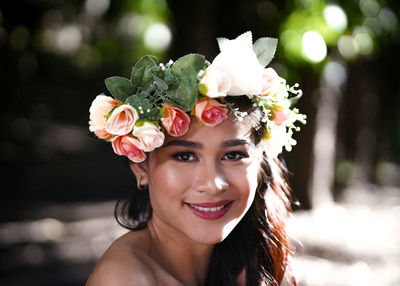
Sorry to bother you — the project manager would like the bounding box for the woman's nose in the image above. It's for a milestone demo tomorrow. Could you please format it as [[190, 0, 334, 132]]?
[[194, 162, 228, 194]]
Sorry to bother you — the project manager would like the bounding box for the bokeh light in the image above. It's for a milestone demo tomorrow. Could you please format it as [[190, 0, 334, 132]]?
[[85, 0, 110, 16], [143, 22, 172, 52], [338, 35, 359, 60], [323, 61, 347, 88], [323, 4, 348, 33], [302, 31, 327, 63], [359, 0, 380, 17]]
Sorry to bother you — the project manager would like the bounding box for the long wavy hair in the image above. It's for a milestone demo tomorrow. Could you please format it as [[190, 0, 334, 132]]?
[[114, 97, 297, 286]]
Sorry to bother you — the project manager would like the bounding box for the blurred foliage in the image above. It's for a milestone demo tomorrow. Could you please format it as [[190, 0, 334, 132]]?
[[1, 0, 172, 74], [279, 0, 399, 67]]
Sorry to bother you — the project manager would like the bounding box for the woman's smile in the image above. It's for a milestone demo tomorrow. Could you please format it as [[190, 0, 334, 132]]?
[[185, 200, 234, 220]]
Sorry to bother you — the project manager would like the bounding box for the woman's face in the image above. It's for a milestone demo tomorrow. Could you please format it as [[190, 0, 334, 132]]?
[[136, 116, 262, 245]]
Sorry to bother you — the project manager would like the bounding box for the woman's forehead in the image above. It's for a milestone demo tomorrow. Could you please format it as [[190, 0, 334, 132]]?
[[163, 115, 254, 145]]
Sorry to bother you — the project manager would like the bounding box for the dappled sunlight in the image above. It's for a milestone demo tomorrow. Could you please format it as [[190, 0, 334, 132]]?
[[288, 185, 400, 286]]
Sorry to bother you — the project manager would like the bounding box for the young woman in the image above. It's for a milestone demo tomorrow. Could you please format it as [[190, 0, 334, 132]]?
[[86, 32, 305, 286]]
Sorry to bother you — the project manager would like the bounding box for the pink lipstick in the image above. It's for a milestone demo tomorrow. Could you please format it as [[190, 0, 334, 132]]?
[[185, 200, 233, 220]]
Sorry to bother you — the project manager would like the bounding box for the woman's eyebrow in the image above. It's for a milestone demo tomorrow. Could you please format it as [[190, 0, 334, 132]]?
[[163, 140, 202, 148], [221, 139, 254, 148]]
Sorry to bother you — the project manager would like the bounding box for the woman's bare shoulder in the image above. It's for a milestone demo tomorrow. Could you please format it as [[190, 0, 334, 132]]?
[[86, 229, 157, 286]]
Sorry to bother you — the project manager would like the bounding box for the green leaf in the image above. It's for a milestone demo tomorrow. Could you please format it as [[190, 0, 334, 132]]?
[[171, 54, 205, 82], [153, 74, 168, 91], [164, 72, 179, 89], [167, 54, 205, 111], [105, 76, 134, 102], [165, 83, 198, 112], [131, 56, 157, 89], [216, 37, 228, 51], [126, 92, 160, 121], [253, 37, 278, 67], [150, 65, 179, 89]]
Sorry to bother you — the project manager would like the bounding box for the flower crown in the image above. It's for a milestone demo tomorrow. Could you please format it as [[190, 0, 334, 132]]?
[[89, 32, 306, 162]]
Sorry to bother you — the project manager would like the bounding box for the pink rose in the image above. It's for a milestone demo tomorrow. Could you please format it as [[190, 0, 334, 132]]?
[[161, 103, 190, 137], [198, 65, 232, 98], [271, 106, 290, 126], [194, 98, 228, 127], [111, 135, 147, 162], [258, 68, 281, 98], [106, 104, 139, 136], [132, 121, 165, 152], [89, 95, 119, 140]]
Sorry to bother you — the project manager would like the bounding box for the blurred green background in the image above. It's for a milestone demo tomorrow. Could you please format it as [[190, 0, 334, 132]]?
[[0, 0, 399, 285]]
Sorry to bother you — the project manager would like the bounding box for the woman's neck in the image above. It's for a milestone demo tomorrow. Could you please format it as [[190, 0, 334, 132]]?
[[147, 216, 214, 286]]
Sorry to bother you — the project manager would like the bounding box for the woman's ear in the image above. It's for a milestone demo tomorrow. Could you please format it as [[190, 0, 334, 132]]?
[[129, 162, 149, 185]]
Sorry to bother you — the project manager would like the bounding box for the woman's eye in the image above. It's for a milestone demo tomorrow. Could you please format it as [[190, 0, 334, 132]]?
[[172, 152, 197, 162], [223, 151, 248, 161]]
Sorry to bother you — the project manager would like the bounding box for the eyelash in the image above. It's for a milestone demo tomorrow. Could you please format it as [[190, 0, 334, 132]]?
[[223, 151, 248, 161], [172, 152, 197, 162], [172, 151, 248, 162]]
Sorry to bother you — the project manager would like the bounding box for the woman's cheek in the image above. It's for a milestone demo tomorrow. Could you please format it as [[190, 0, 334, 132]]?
[[150, 161, 192, 194]]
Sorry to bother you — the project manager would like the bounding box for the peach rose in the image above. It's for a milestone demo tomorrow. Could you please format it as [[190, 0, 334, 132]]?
[[111, 135, 146, 162], [258, 68, 282, 98], [132, 121, 165, 152], [89, 94, 119, 140], [271, 106, 291, 126], [106, 104, 138, 136], [161, 103, 190, 137], [194, 98, 228, 126]]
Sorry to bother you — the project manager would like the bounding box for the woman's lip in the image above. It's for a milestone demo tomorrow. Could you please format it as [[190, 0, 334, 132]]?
[[186, 200, 233, 208], [185, 201, 234, 220]]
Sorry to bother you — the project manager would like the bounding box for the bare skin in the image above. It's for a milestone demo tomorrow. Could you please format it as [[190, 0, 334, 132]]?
[[86, 116, 260, 286], [85, 226, 211, 286]]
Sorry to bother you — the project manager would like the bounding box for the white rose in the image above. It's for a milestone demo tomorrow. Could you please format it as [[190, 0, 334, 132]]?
[[132, 121, 165, 152], [106, 104, 138, 136], [198, 65, 232, 98], [211, 32, 264, 97]]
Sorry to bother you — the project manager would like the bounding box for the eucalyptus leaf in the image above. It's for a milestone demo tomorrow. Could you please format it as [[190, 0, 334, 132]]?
[[253, 37, 278, 67], [131, 56, 157, 90], [105, 76, 134, 102]]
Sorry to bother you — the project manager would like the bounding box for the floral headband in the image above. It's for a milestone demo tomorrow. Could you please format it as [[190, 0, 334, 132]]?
[[88, 32, 306, 162]]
